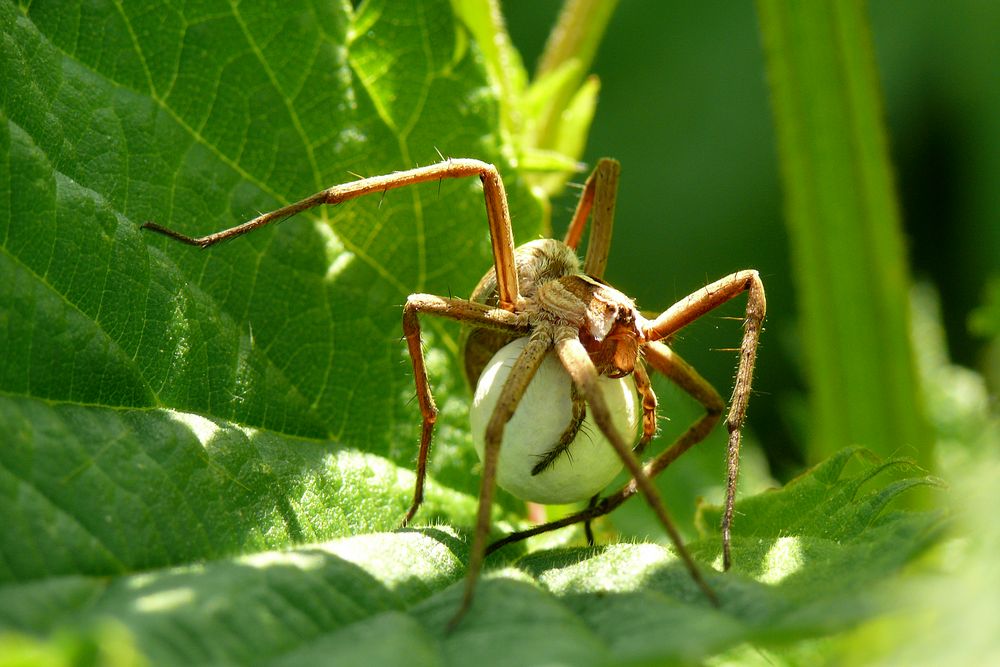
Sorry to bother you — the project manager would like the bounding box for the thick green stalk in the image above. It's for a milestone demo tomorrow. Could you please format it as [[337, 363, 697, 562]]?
[[756, 0, 931, 464]]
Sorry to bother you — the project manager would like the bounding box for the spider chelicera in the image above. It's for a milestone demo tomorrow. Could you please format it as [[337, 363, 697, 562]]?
[[143, 157, 765, 627]]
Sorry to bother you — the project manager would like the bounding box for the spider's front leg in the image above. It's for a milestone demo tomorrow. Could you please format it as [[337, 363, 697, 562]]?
[[399, 295, 528, 526], [453, 327, 553, 629], [580, 359, 657, 545], [645, 270, 767, 570], [552, 329, 718, 604], [142, 158, 523, 309]]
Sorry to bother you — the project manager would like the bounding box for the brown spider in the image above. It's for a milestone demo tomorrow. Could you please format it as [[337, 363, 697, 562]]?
[[142, 158, 765, 627]]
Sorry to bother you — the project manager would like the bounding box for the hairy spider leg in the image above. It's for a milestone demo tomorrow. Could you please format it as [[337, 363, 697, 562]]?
[[452, 327, 553, 630], [552, 329, 718, 604], [562, 158, 620, 278], [644, 270, 766, 570], [142, 159, 523, 310], [400, 295, 528, 526]]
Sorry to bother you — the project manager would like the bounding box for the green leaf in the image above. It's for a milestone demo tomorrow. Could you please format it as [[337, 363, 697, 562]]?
[[0, 0, 527, 586], [0, 448, 940, 666], [1, 0, 544, 491], [1, 1, 944, 664], [755, 0, 932, 465], [833, 294, 1000, 667]]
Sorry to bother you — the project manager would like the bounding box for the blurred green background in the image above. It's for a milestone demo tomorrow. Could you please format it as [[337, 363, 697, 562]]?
[[505, 1, 999, 480]]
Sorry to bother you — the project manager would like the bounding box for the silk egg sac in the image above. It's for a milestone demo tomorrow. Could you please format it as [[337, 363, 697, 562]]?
[[470, 337, 639, 505]]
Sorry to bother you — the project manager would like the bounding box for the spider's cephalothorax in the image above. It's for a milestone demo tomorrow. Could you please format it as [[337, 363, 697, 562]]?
[[462, 238, 579, 387], [141, 157, 766, 629], [535, 272, 644, 378], [462, 238, 644, 387]]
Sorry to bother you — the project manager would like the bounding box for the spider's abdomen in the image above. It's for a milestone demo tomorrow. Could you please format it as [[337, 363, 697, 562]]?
[[470, 238, 581, 306], [460, 239, 580, 389]]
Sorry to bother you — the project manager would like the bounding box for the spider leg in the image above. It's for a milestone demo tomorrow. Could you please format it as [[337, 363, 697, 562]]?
[[401, 295, 529, 527], [580, 360, 655, 542], [563, 158, 620, 280], [640, 341, 725, 474], [645, 270, 766, 571], [450, 327, 553, 630], [142, 159, 523, 309], [631, 359, 659, 458], [584, 494, 599, 546], [485, 343, 723, 555], [529, 382, 586, 476], [553, 330, 718, 606]]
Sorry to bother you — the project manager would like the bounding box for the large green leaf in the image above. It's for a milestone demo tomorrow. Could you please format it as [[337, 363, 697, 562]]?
[[0, 0, 531, 594], [0, 1, 945, 664], [2, 0, 542, 519], [0, 446, 941, 666]]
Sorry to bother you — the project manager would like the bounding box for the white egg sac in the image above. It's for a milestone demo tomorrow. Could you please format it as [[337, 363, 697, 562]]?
[[470, 337, 639, 505]]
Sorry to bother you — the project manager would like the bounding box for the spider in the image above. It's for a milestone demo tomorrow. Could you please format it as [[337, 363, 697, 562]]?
[[142, 157, 765, 627]]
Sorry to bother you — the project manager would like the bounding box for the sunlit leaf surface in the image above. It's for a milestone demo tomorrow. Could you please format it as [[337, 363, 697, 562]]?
[[0, 1, 944, 664]]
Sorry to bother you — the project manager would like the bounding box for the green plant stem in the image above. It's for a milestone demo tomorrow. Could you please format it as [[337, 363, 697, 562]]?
[[756, 0, 931, 465]]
